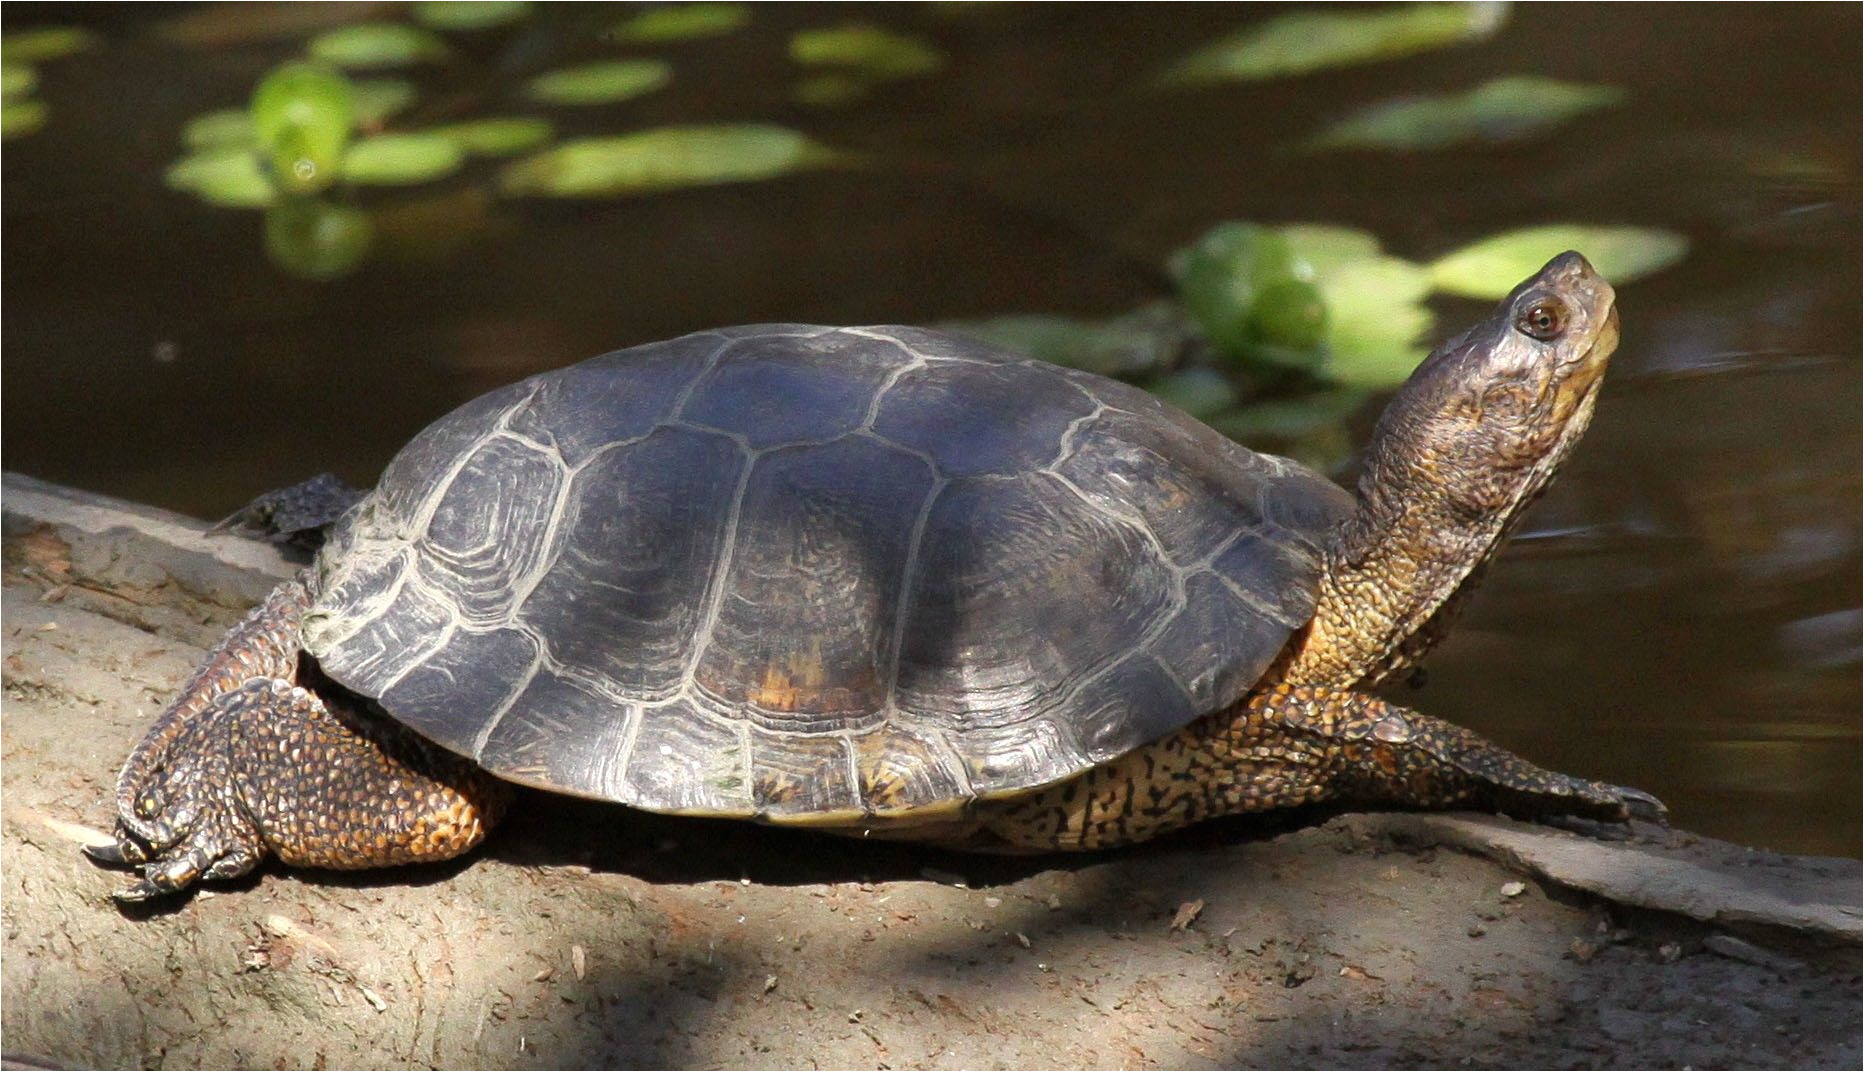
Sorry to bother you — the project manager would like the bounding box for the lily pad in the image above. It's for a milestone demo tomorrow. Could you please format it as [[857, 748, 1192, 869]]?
[[793, 72, 870, 108], [938, 303, 1190, 378], [1173, 221, 1306, 363], [790, 24, 944, 80], [1207, 387, 1370, 442], [1315, 255, 1435, 388], [611, 3, 749, 44], [430, 117, 554, 157], [1157, 2, 1505, 87], [183, 108, 256, 150], [341, 133, 465, 185], [264, 200, 373, 280], [1427, 225, 1689, 298], [307, 22, 450, 69], [1147, 368, 1238, 420], [352, 78, 419, 125], [1305, 76, 1625, 152], [411, 1, 532, 32], [499, 125, 846, 198], [165, 148, 276, 208], [2, 62, 35, 100], [1279, 224, 1384, 276], [251, 62, 356, 195], [525, 60, 671, 106], [0, 27, 97, 63], [1, 97, 46, 140]]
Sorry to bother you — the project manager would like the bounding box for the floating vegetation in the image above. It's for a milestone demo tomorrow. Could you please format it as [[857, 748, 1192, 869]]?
[[182, 108, 255, 150], [2, 62, 36, 99], [1, 25, 96, 140], [1427, 225, 1690, 298], [2, 98, 48, 140], [250, 62, 356, 194], [1304, 76, 1625, 152], [263, 200, 374, 280], [789, 23, 945, 105], [0, 26, 97, 63], [939, 303, 1193, 379], [1145, 368, 1238, 420], [1157, 2, 1506, 88], [610, 3, 750, 45], [165, 148, 276, 208], [306, 22, 450, 69], [352, 78, 420, 127], [499, 125, 847, 198], [525, 59, 672, 106], [410, 1, 533, 33], [428, 117, 555, 157], [341, 133, 466, 185]]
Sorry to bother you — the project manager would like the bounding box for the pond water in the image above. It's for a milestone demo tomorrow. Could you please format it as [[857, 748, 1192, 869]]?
[[4, 5, 1857, 856]]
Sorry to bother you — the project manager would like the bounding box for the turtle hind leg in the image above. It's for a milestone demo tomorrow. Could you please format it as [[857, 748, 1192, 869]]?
[[93, 676, 512, 902], [980, 684, 1663, 851], [210, 472, 364, 549], [1244, 684, 1667, 824]]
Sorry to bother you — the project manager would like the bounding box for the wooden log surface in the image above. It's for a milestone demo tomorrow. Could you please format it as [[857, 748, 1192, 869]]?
[[2, 471, 1857, 1070]]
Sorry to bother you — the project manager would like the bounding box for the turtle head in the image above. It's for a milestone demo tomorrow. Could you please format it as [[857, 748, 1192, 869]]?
[[1362, 250, 1618, 527], [1288, 252, 1620, 689]]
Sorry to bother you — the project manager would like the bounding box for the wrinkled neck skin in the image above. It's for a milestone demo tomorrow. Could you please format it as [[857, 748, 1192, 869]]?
[[1281, 363, 1605, 692]]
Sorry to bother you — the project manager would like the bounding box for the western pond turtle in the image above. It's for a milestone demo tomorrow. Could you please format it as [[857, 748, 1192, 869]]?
[[88, 251, 1661, 900]]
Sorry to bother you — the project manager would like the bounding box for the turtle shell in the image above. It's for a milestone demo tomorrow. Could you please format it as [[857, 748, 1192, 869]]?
[[302, 325, 1354, 821]]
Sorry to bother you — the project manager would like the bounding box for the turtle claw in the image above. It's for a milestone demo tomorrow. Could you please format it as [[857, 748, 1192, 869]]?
[[82, 836, 147, 867], [1610, 784, 1668, 824]]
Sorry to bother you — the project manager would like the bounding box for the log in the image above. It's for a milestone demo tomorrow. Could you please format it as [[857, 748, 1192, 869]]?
[[2, 471, 1857, 1070]]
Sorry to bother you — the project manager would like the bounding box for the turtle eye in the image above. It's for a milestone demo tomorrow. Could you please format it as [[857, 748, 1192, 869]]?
[[1516, 297, 1569, 341]]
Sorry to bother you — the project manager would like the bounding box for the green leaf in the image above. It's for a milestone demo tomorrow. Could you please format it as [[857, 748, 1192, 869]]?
[[1157, 2, 1505, 87], [1207, 387, 1369, 441], [264, 200, 373, 280], [1427, 225, 1689, 299], [1172, 221, 1303, 362], [1315, 255, 1435, 388], [2, 63, 36, 100], [792, 72, 870, 108], [341, 133, 465, 185], [429, 117, 554, 157], [1278, 224, 1383, 276], [525, 59, 671, 106], [165, 148, 277, 208], [1146, 368, 1238, 420], [251, 62, 356, 195], [611, 3, 749, 44], [0, 27, 97, 64], [790, 24, 944, 81], [411, 1, 532, 31], [352, 78, 419, 125], [939, 303, 1189, 378], [1305, 76, 1625, 152], [183, 108, 256, 150], [307, 22, 449, 69], [499, 125, 847, 198], [1, 97, 46, 139]]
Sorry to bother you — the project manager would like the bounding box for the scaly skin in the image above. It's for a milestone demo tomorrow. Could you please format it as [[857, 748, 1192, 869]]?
[[978, 685, 1660, 850], [89, 579, 509, 901]]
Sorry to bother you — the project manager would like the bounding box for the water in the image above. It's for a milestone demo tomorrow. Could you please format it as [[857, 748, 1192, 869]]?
[[4, 5, 1857, 855]]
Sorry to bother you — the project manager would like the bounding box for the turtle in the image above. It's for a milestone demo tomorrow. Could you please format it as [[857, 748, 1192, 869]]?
[[87, 251, 1662, 901]]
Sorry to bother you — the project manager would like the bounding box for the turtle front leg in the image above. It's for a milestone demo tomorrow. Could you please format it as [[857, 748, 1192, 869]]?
[[982, 684, 1663, 851], [91, 676, 512, 902]]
